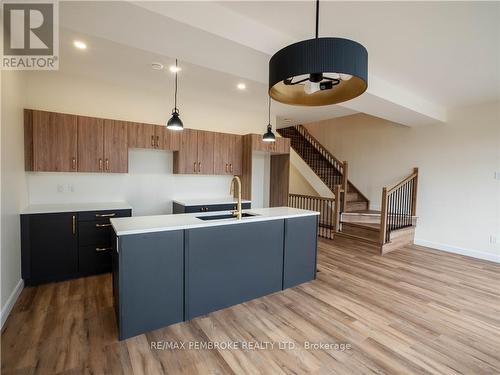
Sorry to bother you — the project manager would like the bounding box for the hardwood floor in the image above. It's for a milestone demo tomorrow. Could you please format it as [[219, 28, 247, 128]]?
[[2, 239, 500, 374]]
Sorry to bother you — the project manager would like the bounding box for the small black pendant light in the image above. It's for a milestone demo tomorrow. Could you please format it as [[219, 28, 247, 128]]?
[[262, 96, 276, 142], [166, 59, 183, 130], [269, 0, 368, 106]]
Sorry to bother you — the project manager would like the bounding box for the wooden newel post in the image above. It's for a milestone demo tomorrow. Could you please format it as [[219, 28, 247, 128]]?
[[333, 185, 341, 233], [342, 161, 348, 212], [379, 187, 388, 244], [411, 167, 418, 216]]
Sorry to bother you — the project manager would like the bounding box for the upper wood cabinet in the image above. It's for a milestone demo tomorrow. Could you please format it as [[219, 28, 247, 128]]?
[[25, 109, 78, 172], [103, 120, 128, 173], [174, 129, 214, 174], [128, 123, 180, 151], [77, 116, 104, 172], [77, 117, 128, 173], [214, 133, 242, 175], [249, 133, 290, 155]]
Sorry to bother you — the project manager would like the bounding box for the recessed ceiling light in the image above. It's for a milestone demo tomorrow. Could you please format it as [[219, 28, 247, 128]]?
[[73, 40, 87, 50], [237, 83, 246, 90], [169, 65, 181, 73], [151, 62, 164, 70]]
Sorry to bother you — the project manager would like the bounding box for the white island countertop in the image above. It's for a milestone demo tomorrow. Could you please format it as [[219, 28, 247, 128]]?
[[21, 201, 132, 215], [111, 207, 319, 236]]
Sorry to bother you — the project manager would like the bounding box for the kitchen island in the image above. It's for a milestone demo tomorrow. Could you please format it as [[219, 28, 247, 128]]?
[[111, 207, 319, 340]]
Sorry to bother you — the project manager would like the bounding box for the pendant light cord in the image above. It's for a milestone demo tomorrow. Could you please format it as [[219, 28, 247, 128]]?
[[268, 96, 271, 127], [174, 59, 178, 112], [315, 0, 319, 39]]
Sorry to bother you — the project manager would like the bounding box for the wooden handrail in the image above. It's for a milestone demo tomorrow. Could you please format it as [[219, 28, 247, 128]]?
[[387, 168, 419, 194], [295, 125, 345, 168]]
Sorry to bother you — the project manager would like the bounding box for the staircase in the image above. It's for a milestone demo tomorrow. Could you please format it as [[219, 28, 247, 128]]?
[[279, 125, 419, 255], [278, 125, 369, 212]]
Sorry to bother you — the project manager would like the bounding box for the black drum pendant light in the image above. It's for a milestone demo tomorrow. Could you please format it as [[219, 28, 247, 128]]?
[[167, 59, 183, 130], [269, 0, 368, 106], [262, 96, 276, 142]]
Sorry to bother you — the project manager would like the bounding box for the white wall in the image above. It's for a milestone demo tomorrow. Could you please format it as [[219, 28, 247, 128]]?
[[1, 71, 28, 320], [300, 104, 500, 262]]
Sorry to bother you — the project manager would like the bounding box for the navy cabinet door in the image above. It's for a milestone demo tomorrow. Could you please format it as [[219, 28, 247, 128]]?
[[185, 220, 284, 319], [28, 212, 78, 282]]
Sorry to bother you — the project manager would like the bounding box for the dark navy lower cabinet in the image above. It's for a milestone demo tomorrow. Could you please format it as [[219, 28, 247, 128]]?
[[21, 208, 131, 285], [115, 231, 184, 340], [185, 220, 284, 320], [283, 216, 319, 289]]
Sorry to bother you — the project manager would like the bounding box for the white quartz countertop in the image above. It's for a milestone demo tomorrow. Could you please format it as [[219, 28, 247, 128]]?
[[21, 202, 132, 215], [111, 207, 319, 236], [173, 198, 251, 206]]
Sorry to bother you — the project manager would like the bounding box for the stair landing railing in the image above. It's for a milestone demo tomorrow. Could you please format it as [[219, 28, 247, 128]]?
[[379, 168, 419, 244], [288, 194, 336, 239]]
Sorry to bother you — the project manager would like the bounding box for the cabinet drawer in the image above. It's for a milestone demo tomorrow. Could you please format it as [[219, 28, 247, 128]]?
[[79, 220, 113, 246], [78, 209, 131, 222], [183, 203, 251, 213], [79, 245, 112, 275]]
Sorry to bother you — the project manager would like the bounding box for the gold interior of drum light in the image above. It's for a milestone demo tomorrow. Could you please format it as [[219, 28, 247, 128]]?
[[269, 76, 367, 106]]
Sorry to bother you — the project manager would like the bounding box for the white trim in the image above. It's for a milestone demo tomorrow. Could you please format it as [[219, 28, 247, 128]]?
[[414, 239, 500, 264], [1, 279, 24, 329]]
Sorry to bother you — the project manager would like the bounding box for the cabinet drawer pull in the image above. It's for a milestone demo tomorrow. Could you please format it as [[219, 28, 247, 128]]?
[[96, 247, 112, 252], [95, 223, 112, 228], [193, 161, 197, 172], [72, 157, 77, 170], [72, 215, 76, 235], [99, 158, 103, 171], [151, 135, 154, 147], [156, 135, 160, 148], [105, 159, 110, 171], [95, 213, 116, 218], [198, 162, 201, 173], [230, 163, 233, 173]]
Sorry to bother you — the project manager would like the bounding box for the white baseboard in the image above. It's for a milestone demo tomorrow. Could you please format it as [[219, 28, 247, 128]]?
[[414, 239, 500, 264], [1, 279, 24, 329]]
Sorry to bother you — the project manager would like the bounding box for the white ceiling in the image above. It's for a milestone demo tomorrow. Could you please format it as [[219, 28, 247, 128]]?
[[56, 1, 499, 127]]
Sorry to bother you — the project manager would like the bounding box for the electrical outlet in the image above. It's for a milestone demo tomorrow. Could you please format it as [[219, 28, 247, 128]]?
[[67, 184, 75, 193], [490, 235, 498, 244], [494, 171, 500, 180], [57, 184, 64, 193]]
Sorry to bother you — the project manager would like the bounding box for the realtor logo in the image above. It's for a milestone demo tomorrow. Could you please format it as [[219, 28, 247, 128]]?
[[2, 1, 59, 70]]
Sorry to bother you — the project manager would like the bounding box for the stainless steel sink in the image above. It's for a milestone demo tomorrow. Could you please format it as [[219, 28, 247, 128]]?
[[196, 213, 258, 221]]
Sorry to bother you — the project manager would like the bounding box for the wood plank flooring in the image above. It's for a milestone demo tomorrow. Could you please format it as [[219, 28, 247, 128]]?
[[2, 238, 500, 374]]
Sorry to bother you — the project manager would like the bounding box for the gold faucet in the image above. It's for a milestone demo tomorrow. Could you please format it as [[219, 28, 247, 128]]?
[[230, 175, 242, 220]]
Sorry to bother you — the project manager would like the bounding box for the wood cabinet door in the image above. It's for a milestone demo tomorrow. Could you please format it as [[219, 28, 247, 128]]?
[[197, 130, 215, 175], [214, 133, 231, 174], [156, 126, 181, 151], [230, 134, 243, 175], [128, 122, 155, 149], [33, 110, 78, 171], [77, 116, 104, 172], [175, 128, 198, 174], [104, 120, 128, 173]]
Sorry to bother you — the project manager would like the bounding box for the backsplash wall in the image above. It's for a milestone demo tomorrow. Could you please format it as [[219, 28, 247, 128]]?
[[27, 149, 270, 215]]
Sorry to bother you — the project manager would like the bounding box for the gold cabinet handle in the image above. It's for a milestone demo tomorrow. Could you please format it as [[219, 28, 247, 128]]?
[[193, 161, 197, 172], [156, 135, 160, 148], [95, 213, 116, 218], [230, 163, 233, 173], [96, 247, 112, 252], [198, 162, 201, 173], [72, 157, 76, 170], [151, 135, 154, 147], [72, 215, 76, 235], [225, 163, 228, 173], [99, 158, 103, 171], [105, 159, 110, 171], [95, 223, 112, 228]]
